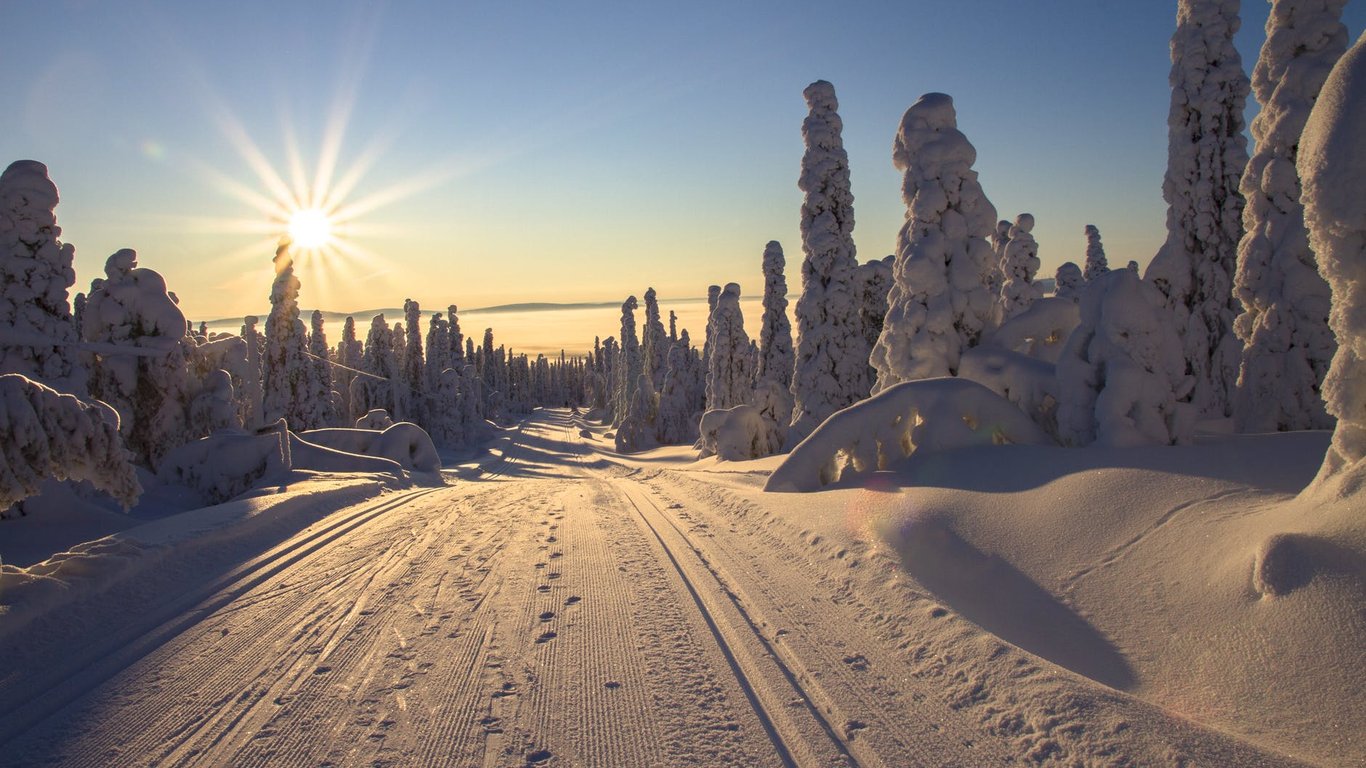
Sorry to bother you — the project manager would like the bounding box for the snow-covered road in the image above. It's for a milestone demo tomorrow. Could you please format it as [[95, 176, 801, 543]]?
[[0, 410, 1312, 767]]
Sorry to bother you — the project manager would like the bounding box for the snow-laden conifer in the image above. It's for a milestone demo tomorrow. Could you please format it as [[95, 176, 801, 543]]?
[[642, 287, 668, 390], [706, 283, 753, 411], [352, 314, 396, 421], [789, 81, 868, 443], [1083, 224, 1109, 282], [999, 214, 1043, 321], [987, 220, 1011, 305], [656, 340, 695, 444], [1146, 0, 1251, 418], [1054, 262, 1084, 302], [239, 316, 265, 428], [615, 373, 658, 453], [613, 296, 641, 428], [756, 241, 794, 392], [262, 240, 315, 429], [0, 161, 86, 395], [1233, 0, 1347, 432], [1298, 31, 1366, 484], [871, 93, 999, 390], [401, 299, 425, 426], [306, 310, 337, 427]]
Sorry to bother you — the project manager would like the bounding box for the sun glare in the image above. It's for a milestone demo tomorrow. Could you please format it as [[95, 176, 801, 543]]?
[[288, 208, 333, 250]]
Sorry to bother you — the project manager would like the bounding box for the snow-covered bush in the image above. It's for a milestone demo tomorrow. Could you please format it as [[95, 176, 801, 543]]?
[[871, 93, 999, 390], [789, 80, 868, 445], [158, 429, 290, 504], [1054, 262, 1084, 302], [0, 160, 86, 395], [983, 297, 1081, 364], [356, 408, 394, 430], [1298, 30, 1366, 487], [0, 373, 140, 509], [697, 404, 783, 462], [1145, 0, 1250, 418], [1083, 224, 1109, 282], [1233, 0, 1347, 433], [615, 373, 658, 453], [1056, 270, 1195, 447], [765, 378, 1052, 492], [999, 213, 1043, 320], [706, 283, 752, 411]]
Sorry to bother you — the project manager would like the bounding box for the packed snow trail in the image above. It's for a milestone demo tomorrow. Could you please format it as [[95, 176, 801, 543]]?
[[0, 411, 1309, 767]]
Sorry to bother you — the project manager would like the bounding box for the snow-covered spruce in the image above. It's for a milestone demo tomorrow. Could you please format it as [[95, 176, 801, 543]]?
[[239, 315, 265, 428], [789, 80, 868, 446], [1054, 262, 1084, 302], [1145, 0, 1251, 418], [870, 93, 999, 390], [613, 296, 641, 428], [1083, 224, 1109, 282], [614, 373, 658, 453], [765, 378, 1052, 493], [307, 310, 338, 428], [262, 240, 317, 430], [987, 219, 1011, 304], [425, 312, 451, 406], [1056, 269, 1194, 447], [0, 374, 141, 509], [400, 299, 425, 426], [334, 316, 362, 425], [998, 214, 1043, 321], [83, 249, 200, 467], [656, 339, 695, 444], [697, 404, 783, 461], [705, 283, 753, 411], [756, 241, 794, 392], [1233, 0, 1347, 433], [642, 287, 668, 390], [0, 161, 87, 395], [1299, 30, 1366, 488], [855, 255, 893, 385], [352, 314, 397, 422]]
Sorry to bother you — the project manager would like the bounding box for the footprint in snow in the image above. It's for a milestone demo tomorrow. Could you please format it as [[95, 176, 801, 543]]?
[[535, 631, 557, 644], [539, 611, 555, 622], [564, 595, 581, 605], [526, 749, 553, 764]]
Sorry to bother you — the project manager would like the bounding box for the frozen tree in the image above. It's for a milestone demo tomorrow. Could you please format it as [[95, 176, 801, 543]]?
[[401, 299, 426, 426], [1298, 31, 1366, 485], [1083, 224, 1109, 282], [706, 283, 753, 411], [987, 220, 1011, 305], [0, 160, 86, 395], [999, 213, 1043, 320], [668, 310, 678, 343], [426, 312, 451, 399], [1056, 270, 1195, 447], [239, 315, 264, 428], [615, 373, 658, 453], [641, 287, 668, 390], [84, 249, 196, 467], [1145, 0, 1251, 418], [262, 240, 316, 429], [613, 296, 641, 427], [701, 284, 721, 387], [0, 374, 141, 510], [335, 316, 362, 424], [1233, 0, 1347, 433], [306, 310, 337, 427], [789, 80, 868, 443], [871, 93, 999, 390], [756, 241, 795, 390], [1054, 262, 1085, 302], [352, 314, 396, 421], [656, 340, 696, 444], [855, 255, 893, 383], [447, 305, 464, 367], [1128, 260, 1141, 273]]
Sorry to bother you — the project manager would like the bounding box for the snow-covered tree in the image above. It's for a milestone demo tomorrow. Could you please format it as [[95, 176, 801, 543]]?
[[84, 249, 197, 466], [1083, 224, 1109, 282], [239, 315, 265, 428], [425, 312, 451, 397], [615, 373, 658, 453], [706, 283, 753, 411], [306, 310, 337, 427], [1128, 260, 1140, 273], [401, 299, 425, 426], [1145, 0, 1251, 418], [262, 240, 316, 429], [0, 374, 141, 510], [613, 296, 641, 427], [0, 160, 86, 395], [642, 287, 668, 390], [335, 316, 361, 424], [656, 340, 696, 444], [789, 80, 868, 443], [756, 241, 795, 391], [871, 93, 999, 390], [1298, 30, 1366, 485], [1056, 269, 1194, 447], [352, 314, 396, 421], [987, 220, 1011, 305], [1055, 262, 1084, 302], [1233, 0, 1347, 433], [701, 284, 720, 391], [855, 255, 893, 378], [999, 213, 1043, 321]]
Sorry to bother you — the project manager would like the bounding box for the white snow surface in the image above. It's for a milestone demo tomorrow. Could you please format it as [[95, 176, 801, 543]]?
[[0, 409, 1360, 766]]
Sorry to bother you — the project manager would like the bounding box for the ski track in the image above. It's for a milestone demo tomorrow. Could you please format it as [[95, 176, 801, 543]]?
[[0, 410, 1311, 767]]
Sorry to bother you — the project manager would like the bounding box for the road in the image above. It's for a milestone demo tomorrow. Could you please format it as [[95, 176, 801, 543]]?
[[0, 410, 1304, 767]]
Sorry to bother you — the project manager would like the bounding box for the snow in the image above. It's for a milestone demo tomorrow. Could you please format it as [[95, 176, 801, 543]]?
[[998, 213, 1043, 320], [984, 296, 1080, 363], [696, 404, 782, 461], [754, 241, 793, 392], [1300, 28, 1366, 488], [704, 282, 752, 411]]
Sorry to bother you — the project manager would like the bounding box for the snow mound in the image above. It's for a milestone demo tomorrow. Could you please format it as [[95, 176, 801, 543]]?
[[982, 296, 1079, 363], [158, 429, 291, 504], [766, 378, 1053, 492], [302, 423, 442, 476], [697, 404, 783, 462]]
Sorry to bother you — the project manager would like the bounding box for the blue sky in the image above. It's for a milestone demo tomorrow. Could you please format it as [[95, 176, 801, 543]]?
[[5, 1, 1363, 319]]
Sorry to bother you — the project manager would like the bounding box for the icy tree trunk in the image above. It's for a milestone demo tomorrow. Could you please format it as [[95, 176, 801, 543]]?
[[1145, 0, 1251, 419], [1233, 0, 1347, 433], [1298, 30, 1366, 489], [871, 93, 999, 391]]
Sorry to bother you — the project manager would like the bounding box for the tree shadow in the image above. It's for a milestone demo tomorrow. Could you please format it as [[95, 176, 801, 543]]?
[[893, 516, 1136, 691]]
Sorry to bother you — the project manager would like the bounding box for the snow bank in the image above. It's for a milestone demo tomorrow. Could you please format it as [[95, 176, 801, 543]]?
[[1300, 29, 1366, 490], [158, 429, 291, 504], [301, 423, 442, 475], [958, 346, 1059, 435], [0, 374, 140, 510], [766, 378, 1052, 492]]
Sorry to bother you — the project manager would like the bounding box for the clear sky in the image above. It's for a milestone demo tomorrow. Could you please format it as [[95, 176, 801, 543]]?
[[5, 1, 1364, 321]]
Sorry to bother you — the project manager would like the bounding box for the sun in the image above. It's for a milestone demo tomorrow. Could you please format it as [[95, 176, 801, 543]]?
[[288, 208, 333, 250]]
